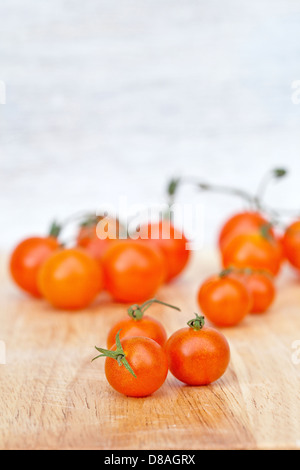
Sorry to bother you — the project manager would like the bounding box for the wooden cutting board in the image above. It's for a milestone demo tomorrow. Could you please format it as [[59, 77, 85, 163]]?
[[1, 250, 300, 450]]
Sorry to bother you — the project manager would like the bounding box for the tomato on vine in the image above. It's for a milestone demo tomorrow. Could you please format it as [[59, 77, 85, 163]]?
[[107, 298, 181, 348], [165, 313, 230, 385], [93, 331, 168, 397], [218, 211, 275, 253]]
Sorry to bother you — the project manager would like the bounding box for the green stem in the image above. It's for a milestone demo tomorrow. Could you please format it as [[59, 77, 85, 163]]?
[[48, 211, 98, 242], [167, 176, 256, 209], [219, 268, 234, 278], [259, 223, 275, 241], [128, 298, 181, 320], [48, 220, 62, 238], [254, 168, 288, 210], [92, 330, 136, 378], [187, 313, 205, 331], [166, 168, 290, 225]]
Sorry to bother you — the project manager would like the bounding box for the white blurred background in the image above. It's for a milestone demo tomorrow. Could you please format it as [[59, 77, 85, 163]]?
[[1, 0, 300, 250]]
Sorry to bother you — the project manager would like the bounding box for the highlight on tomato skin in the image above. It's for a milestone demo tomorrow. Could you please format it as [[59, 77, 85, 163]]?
[[38, 247, 104, 311], [9, 236, 60, 298], [165, 314, 230, 386]]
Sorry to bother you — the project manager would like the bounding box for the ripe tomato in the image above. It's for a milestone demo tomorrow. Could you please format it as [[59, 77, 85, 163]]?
[[38, 248, 103, 310], [222, 232, 282, 276], [197, 274, 251, 327], [107, 316, 167, 349], [77, 232, 111, 264], [76, 215, 122, 263], [282, 220, 300, 270], [10, 236, 60, 297], [137, 220, 190, 283], [229, 269, 276, 314], [165, 314, 230, 385], [102, 240, 166, 303], [218, 211, 274, 253], [106, 298, 180, 348], [93, 333, 168, 397]]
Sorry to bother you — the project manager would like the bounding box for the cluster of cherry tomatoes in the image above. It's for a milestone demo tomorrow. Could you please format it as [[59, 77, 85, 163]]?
[[92, 299, 230, 397], [195, 208, 300, 328], [9, 168, 300, 398], [165, 168, 300, 329], [9, 215, 190, 310]]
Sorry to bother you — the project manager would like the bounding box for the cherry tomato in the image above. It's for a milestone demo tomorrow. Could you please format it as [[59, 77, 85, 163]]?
[[102, 240, 166, 303], [228, 269, 276, 314], [218, 211, 274, 253], [197, 274, 251, 327], [107, 316, 167, 349], [10, 236, 60, 297], [106, 298, 180, 348], [222, 232, 283, 276], [165, 314, 230, 385], [77, 215, 122, 263], [137, 220, 190, 282], [38, 248, 103, 310], [77, 232, 111, 264], [282, 220, 300, 270], [93, 333, 168, 397]]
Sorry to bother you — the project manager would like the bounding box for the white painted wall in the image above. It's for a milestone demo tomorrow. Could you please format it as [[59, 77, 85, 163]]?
[[1, 0, 300, 250]]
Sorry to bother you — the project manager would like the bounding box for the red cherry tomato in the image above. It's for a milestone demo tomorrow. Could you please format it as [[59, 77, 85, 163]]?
[[76, 216, 122, 263], [107, 316, 167, 349], [38, 248, 103, 310], [228, 269, 276, 314], [137, 220, 190, 282], [197, 274, 251, 327], [106, 298, 180, 348], [10, 236, 60, 297], [221, 232, 283, 276], [101, 240, 166, 303], [219, 211, 274, 253], [93, 333, 168, 397], [282, 220, 300, 270], [165, 314, 230, 385]]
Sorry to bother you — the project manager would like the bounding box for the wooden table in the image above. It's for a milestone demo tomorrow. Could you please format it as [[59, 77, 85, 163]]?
[[1, 251, 300, 450]]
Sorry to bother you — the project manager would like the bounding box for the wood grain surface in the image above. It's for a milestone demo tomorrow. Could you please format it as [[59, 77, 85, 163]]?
[[0, 251, 300, 450]]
